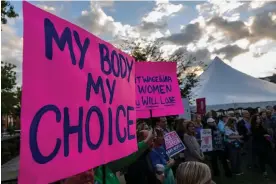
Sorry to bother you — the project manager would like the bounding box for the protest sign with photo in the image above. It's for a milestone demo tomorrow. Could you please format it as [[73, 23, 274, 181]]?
[[164, 131, 185, 157], [135, 62, 184, 118], [200, 129, 213, 152], [20, 2, 137, 183]]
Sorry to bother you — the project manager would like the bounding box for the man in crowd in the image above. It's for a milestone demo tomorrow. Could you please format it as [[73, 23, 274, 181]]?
[[156, 117, 170, 134], [271, 106, 276, 149], [206, 118, 232, 177], [218, 115, 228, 134], [237, 111, 253, 168]]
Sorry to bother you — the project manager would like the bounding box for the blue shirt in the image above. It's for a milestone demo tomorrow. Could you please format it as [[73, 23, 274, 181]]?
[[195, 127, 202, 141], [218, 120, 225, 134], [150, 146, 169, 168]]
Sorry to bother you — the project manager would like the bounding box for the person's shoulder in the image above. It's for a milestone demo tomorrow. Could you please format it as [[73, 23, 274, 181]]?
[[149, 149, 158, 157], [237, 119, 243, 123], [224, 126, 232, 133], [183, 133, 189, 137]]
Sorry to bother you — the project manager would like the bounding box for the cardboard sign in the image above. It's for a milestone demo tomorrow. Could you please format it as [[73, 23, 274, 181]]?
[[164, 131, 185, 157], [178, 98, 191, 120], [200, 129, 213, 152], [136, 62, 183, 118], [20, 2, 137, 183], [196, 98, 206, 115]]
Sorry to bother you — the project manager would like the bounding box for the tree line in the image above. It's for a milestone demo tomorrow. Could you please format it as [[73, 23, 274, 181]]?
[[1, 1, 21, 132]]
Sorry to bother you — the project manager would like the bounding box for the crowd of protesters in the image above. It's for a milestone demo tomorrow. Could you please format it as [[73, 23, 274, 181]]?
[[57, 105, 276, 184]]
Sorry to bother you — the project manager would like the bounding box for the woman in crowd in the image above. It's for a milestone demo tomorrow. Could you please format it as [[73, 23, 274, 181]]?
[[176, 161, 215, 184], [125, 129, 162, 184], [63, 129, 154, 184], [225, 118, 243, 175], [205, 118, 232, 177], [150, 128, 175, 184], [194, 114, 203, 144], [251, 114, 276, 177], [176, 118, 186, 143], [174, 119, 186, 170], [183, 121, 204, 162]]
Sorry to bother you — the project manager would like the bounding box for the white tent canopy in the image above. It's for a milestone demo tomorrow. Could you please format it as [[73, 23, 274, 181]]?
[[189, 57, 276, 111]]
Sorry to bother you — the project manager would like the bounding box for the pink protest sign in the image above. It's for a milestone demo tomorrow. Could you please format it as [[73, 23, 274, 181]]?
[[20, 2, 136, 183], [136, 62, 183, 118]]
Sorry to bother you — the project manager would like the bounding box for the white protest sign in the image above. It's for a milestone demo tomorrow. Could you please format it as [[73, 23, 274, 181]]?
[[200, 129, 213, 152]]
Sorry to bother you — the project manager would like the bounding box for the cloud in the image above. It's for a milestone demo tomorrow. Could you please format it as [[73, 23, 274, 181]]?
[[37, 4, 56, 13], [76, 1, 138, 39], [96, 0, 114, 8], [214, 45, 248, 60], [138, 1, 183, 33], [207, 16, 250, 41], [196, 0, 246, 19], [76, 0, 183, 40], [160, 23, 202, 45], [1, 24, 23, 85], [231, 51, 276, 77], [172, 47, 211, 64], [249, 10, 276, 42]]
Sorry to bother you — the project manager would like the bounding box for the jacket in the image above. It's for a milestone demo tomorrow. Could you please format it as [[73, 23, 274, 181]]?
[[183, 133, 204, 161], [237, 119, 250, 141], [94, 141, 148, 184]]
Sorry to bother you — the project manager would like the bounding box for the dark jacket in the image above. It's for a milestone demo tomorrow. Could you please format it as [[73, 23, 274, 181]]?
[[237, 119, 249, 142], [252, 126, 271, 151], [125, 149, 159, 184]]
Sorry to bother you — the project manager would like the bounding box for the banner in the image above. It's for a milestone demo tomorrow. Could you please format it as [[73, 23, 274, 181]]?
[[178, 98, 191, 120], [200, 129, 213, 152], [20, 2, 137, 183], [136, 62, 184, 118], [196, 98, 206, 115], [164, 131, 185, 157]]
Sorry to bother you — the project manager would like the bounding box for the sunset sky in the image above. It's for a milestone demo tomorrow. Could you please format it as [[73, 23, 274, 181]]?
[[2, 0, 276, 85]]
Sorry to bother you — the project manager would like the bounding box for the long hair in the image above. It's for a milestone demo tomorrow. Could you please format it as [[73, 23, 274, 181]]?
[[176, 161, 212, 184], [250, 114, 262, 132], [176, 118, 185, 133], [185, 121, 196, 136], [225, 117, 236, 130]]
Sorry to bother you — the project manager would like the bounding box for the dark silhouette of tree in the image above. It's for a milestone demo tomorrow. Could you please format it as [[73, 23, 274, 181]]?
[[1, 1, 18, 24], [1, 62, 21, 133]]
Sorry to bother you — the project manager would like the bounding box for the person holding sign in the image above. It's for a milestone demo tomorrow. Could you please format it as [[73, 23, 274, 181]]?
[[225, 118, 243, 176], [183, 122, 205, 162], [125, 129, 164, 184], [194, 114, 204, 145], [62, 130, 154, 184], [150, 128, 175, 184], [251, 114, 276, 178], [206, 118, 232, 178]]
